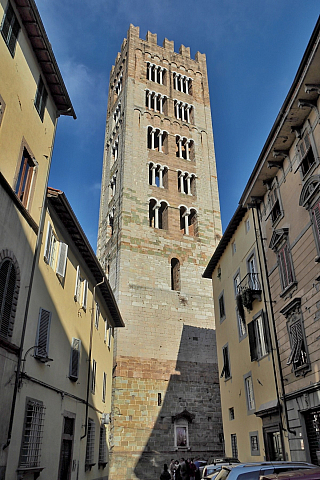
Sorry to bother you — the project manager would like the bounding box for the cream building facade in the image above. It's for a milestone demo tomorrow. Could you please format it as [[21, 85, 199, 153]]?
[[0, 0, 75, 477], [4, 188, 124, 480], [97, 25, 223, 480], [204, 206, 289, 462], [240, 16, 320, 464]]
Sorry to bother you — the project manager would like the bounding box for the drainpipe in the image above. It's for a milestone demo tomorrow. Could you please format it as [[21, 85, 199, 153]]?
[[81, 278, 105, 440], [3, 119, 58, 450], [251, 202, 296, 438]]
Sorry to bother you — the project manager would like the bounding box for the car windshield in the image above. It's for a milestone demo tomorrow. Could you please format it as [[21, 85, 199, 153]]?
[[215, 468, 231, 480]]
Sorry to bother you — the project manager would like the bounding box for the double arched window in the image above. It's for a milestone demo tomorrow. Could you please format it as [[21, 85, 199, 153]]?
[[179, 206, 198, 236], [0, 252, 20, 339], [149, 199, 169, 230]]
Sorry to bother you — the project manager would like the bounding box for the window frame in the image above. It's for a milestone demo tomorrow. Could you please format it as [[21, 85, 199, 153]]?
[[85, 418, 96, 470], [91, 359, 96, 394], [218, 291, 226, 323], [0, 251, 20, 340], [19, 397, 45, 469], [174, 418, 189, 449], [69, 338, 81, 381], [230, 434, 238, 459], [34, 76, 48, 121], [244, 372, 255, 414], [0, 93, 6, 127], [249, 431, 260, 456], [248, 310, 270, 361], [34, 307, 52, 361], [14, 146, 37, 210], [295, 127, 318, 179], [44, 221, 68, 278], [1, 1, 20, 57], [277, 242, 295, 293], [220, 343, 231, 381]]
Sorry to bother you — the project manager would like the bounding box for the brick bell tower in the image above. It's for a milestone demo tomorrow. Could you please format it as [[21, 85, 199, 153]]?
[[97, 25, 223, 480]]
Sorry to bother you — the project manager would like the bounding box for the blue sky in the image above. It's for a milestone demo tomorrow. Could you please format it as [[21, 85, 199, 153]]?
[[36, 0, 320, 248]]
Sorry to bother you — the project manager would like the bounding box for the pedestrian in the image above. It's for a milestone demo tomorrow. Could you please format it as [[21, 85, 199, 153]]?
[[180, 458, 189, 480], [189, 459, 197, 480], [169, 459, 176, 480], [175, 460, 182, 480], [160, 464, 172, 480]]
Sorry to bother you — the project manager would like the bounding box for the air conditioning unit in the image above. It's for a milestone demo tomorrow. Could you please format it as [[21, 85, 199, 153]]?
[[101, 413, 110, 425]]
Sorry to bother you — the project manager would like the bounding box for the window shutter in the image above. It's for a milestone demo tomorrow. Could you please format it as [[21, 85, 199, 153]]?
[[91, 359, 96, 394], [1, 6, 12, 42], [35, 308, 51, 358], [102, 372, 106, 403], [44, 222, 52, 263], [69, 338, 81, 381], [312, 201, 320, 246], [82, 279, 88, 309], [95, 303, 100, 329], [8, 15, 20, 55], [104, 319, 108, 343], [74, 266, 80, 301], [248, 321, 258, 361], [0, 259, 16, 339], [262, 313, 271, 354], [287, 323, 298, 365], [56, 242, 68, 278]]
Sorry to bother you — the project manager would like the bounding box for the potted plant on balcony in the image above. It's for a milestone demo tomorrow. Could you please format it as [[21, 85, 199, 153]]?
[[241, 288, 253, 311]]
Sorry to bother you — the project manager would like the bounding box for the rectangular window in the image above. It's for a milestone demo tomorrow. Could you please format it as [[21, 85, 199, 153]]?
[[44, 222, 68, 278], [95, 303, 100, 329], [104, 319, 108, 343], [236, 308, 247, 339], [35, 308, 51, 360], [245, 218, 250, 233], [298, 133, 316, 177], [34, 76, 48, 121], [231, 434, 238, 459], [312, 200, 320, 253], [287, 321, 309, 372], [278, 243, 294, 290], [0, 93, 6, 127], [15, 148, 36, 209], [98, 425, 107, 467], [229, 407, 235, 420], [91, 359, 96, 394], [102, 372, 107, 403], [69, 338, 81, 381], [219, 292, 226, 322], [74, 266, 88, 309], [220, 344, 231, 380], [268, 184, 282, 225], [248, 313, 269, 361], [85, 419, 95, 470], [19, 399, 45, 468], [250, 432, 260, 456], [1, 2, 20, 57], [244, 374, 255, 412], [108, 326, 113, 349], [58, 415, 75, 479]]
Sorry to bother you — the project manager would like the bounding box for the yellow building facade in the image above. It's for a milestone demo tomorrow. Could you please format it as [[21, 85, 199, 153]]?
[[204, 206, 289, 462]]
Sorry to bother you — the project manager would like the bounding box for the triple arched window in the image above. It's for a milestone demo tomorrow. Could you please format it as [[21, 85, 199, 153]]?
[[0, 252, 20, 340], [148, 162, 168, 188]]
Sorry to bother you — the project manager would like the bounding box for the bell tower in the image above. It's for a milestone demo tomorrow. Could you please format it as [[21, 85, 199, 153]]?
[[98, 25, 223, 480]]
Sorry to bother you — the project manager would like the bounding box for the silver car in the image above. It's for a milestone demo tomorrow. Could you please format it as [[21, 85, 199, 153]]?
[[213, 462, 316, 480]]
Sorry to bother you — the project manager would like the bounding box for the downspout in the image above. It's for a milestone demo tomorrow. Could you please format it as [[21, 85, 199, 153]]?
[[81, 278, 105, 440], [251, 202, 296, 438], [3, 118, 58, 450]]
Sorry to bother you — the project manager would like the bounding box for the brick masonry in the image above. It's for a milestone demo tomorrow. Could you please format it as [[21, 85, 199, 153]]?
[[98, 24, 223, 480]]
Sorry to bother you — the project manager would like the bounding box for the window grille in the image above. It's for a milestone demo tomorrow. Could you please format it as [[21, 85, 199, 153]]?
[[98, 425, 107, 467], [0, 258, 16, 339], [231, 434, 238, 458], [85, 419, 96, 469], [20, 400, 45, 468]]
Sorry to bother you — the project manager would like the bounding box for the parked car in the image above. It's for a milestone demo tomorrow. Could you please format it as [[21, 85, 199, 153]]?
[[213, 462, 316, 480], [203, 463, 240, 479], [260, 467, 320, 480]]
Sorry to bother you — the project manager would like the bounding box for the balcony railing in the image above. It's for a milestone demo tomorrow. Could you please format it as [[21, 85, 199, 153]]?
[[237, 273, 261, 311]]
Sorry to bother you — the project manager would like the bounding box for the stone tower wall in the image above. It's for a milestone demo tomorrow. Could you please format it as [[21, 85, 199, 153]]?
[[98, 25, 223, 480]]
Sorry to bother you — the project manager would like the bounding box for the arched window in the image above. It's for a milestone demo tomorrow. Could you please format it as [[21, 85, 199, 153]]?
[[0, 253, 20, 339], [149, 199, 157, 227], [180, 206, 188, 233], [158, 201, 168, 230], [149, 199, 168, 230], [171, 258, 180, 291], [188, 208, 198, 236]]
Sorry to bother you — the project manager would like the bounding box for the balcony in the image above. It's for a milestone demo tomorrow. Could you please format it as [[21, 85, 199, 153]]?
[[237, 273, 261, 311]]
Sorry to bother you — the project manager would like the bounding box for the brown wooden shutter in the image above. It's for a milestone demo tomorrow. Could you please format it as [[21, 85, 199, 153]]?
[[35, 308, 51, 358], [248, 321, 258, 361]]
